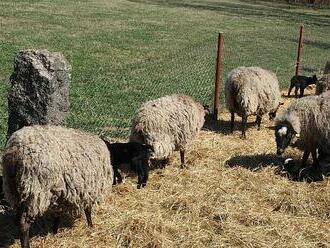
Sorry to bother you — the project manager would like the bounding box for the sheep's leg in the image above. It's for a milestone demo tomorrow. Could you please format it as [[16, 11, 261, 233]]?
[[287, 85, 293, 97], [84, 207, 93, 228], [299, 86, 305, 98], [53, 216, 60, 234], [311, 149, 319, 169], [230, 112, 235, 133], [255, 116, 262, 130], [18, 210, 31, 248], [294, 87, 299, 98], [241, 116, 247, 139], [142, 158, 149, 187], [180, 149, 185, 168], [301, 151, 310, 167], [113, 168, 122, 185], [136, 160, 146, 189]]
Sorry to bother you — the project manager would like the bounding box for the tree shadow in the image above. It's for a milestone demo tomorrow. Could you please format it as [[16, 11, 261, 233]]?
[[128, 0, 330, 27], [0, 209, 75, 248]]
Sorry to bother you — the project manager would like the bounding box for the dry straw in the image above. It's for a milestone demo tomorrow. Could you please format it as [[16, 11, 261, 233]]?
[[1, 89, 330, 248]]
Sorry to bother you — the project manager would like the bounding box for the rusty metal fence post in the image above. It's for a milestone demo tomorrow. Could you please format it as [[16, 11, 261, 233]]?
[[213, 33, 224, 120], [295, 25, 304, 76]]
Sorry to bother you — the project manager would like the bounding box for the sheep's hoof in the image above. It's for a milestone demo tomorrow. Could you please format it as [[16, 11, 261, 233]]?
[[137, 183, 146, 189]]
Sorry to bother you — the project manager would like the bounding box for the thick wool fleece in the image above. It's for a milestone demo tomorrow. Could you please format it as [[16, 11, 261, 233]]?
[[2, 125, 113, 219], [225, 66, 281, 117], [275, 92, 330, 153], [130, 94, 205, 160]]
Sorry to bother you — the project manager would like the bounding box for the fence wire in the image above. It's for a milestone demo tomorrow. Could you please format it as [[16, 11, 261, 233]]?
[[67, 37, 219, 140]]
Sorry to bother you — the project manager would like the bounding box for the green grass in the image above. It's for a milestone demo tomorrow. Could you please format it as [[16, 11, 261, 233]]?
[[0, 0, 329, 147]]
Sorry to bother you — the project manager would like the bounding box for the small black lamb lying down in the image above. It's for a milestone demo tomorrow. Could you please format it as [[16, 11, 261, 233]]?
[[288, 74, 318, 98], [102, 138, 153, 189]]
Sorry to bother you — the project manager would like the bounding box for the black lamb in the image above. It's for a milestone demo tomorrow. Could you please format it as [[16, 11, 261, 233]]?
[[287, 75, 318, 98], [102, 138, 153, 189]]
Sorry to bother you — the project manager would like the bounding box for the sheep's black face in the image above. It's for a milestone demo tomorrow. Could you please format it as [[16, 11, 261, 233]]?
[[269, 112, 276, 120], [311, 75, 318, 83], [269, 102, 284, 120], [275, 124, 295, 157]]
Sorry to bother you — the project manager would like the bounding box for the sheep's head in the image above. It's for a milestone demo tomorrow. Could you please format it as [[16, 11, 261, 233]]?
[[269, 102, 284, 120], [311, 74, 318, 84], [275, 123, 299, 157]]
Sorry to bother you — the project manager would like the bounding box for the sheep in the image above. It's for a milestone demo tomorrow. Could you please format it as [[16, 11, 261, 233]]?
[[129, 94, 206, 168], [101, 138, 153, 188], [315, 74, 330, 95], [2, 125, 113, 248], [225, 66, 282, 138], [287, 74, 318, 98], [275, 91, 330, 170]]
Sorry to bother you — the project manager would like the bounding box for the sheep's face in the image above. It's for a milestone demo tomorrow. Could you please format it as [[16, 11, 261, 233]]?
[[311, 74, 318, 84], [275, 124, 296, 157], [269, 102, 284, 120]]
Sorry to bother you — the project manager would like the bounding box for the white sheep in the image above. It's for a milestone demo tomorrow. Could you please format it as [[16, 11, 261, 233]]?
[[225, 66, 282, 138], [2, 125, 113, 248], [129, 94, 206, 167], [275, 91, 330, 169]]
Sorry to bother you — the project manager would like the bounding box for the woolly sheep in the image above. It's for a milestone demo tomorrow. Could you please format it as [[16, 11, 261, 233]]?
[[225, 66, 282, 138], [2, 125, 113, 248], [275, 91, 330, 169], [129, 94, 206, 167], [315, 59, 330, 95]]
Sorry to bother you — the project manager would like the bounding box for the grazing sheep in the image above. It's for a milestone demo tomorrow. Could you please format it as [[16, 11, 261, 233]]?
[[287, 75, 318, 98], [101, 138, 153, 188], [2, 125, 113, 248], [315, 74, 330, 95], [315, 59, 330, 95], [225, 66, 282, 138], [275, 91, 330, 169], [130, 94, 206, 167]]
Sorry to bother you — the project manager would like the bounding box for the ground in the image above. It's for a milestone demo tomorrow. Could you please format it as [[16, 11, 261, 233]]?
[[1, 88, 330, 247], [0, 0, 329, 247]]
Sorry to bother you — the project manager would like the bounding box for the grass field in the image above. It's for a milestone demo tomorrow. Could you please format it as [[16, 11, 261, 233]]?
[[0, 0, 329, 146], [0, 0, 330, 247]]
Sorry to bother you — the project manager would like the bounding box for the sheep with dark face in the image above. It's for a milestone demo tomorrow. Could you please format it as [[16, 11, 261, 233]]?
[[2, 125, 113, 248], [288, 74, 318, 98], [225, 66, 282, 138], [275, 92, 330, 169], [101, 138, 153, 189]]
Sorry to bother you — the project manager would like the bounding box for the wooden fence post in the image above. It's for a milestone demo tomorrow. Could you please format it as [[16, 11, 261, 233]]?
[[213, 33, 224, 120], [295, 25, 304, 76]]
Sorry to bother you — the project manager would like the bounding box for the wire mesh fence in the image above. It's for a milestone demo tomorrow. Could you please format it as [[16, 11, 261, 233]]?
[[66, 36, 219, 140]]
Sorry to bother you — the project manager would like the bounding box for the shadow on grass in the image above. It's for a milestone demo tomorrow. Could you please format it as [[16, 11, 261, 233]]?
[[0, 210, 75, 248], [128, 0, 330, 27]]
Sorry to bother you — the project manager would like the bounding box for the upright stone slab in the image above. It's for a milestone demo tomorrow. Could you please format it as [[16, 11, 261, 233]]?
[[7, 49, 71, 137]]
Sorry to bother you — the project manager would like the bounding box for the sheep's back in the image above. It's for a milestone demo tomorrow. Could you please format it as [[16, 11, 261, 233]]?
[[130, 95, 205, 159], [2, 125, 113, 217]]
